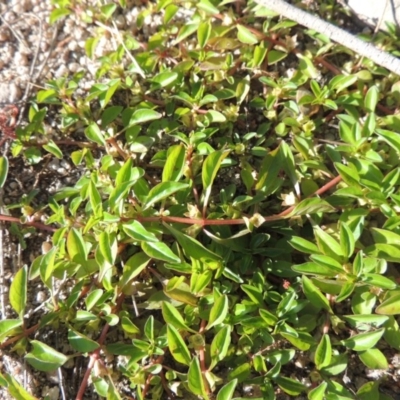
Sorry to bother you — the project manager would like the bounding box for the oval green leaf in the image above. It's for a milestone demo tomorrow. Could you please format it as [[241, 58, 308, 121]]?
[[143, 181, 189, 210], [167, 325, 191, 366], [0, 156, 8, 188], [341, 328, 384, 351], [25, 340, 68, 372], [206, 295, 229, 330], [68, 329, 100, 353], [10, 265, 27, 317], [141, 241, 180, 263]]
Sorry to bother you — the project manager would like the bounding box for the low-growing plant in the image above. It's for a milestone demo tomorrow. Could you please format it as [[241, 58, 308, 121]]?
[[1, 0, 400, 399]]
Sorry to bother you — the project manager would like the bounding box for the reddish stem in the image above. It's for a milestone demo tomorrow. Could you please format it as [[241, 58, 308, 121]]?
[[0, 214, 56, 232], [0, 323, 39, 349], [75, 293, 125, 400]]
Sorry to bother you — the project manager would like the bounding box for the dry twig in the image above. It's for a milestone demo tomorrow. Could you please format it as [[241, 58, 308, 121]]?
[[254, 0, 400, 76]]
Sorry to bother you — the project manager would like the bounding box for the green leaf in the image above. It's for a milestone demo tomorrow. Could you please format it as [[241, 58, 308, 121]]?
[[329, 74, 358, 93], [0, 156, 8, 188], [362, 273, 396, 290], [320, 353, 348, 376], [162, 144, 186, 182], [99, 232, 116, 265], [309, 254, 344, 274], [68, 329, 100, 352], [315, 334, 331, 370], [267, 49, 287, 65], [237, 24, 258, 44], [164, 4, 179, 24], [376, 293, 400, 315], [290, 198, 335, 216], [340, 328, 384, 351], [106, 378, 123, 400], [297, 53, 318, 79], [267, 349, 295, 365], [292, 262, 340, 277], [119, 252, 150, 288], [336, 282, 355, 303], [216, 379, 237, 400], [202, 149, 230, 208], [173, 22, 200, 45], [253, 45, 268, 67], [364, 85, 379, 112], [302, 276, 332, 312], [274, 376, 306, 396], [255, 146, 281, 193], [49, 7, 72, 23], [0, 373, 38, 400], [376, 129, 400, 153], [121, 316, 140, 335], [85, 289, 104, 311], [164, 224, 220, 261], [100, 3, 116, 18], [39, 247, 58, 289], [25, 340, 68, 372], [241, 284, 264, 306], [227, 362, 251, 382], [359, 348, 388, 369], [334, 162, 360, 186], [161, 302, 194, 332], [89, 180, 102, 216], [259, 308, 278, 326], [188, 357, 207, 397], [365, 243, 400, 262], [67, 228, 87, 264], [340, 222, 355, 259], [85, 122, 106, 146], [197, 0, 219, 14], [210, 325, 231, 370], [198, 21, 211, 48], [383, 316, 400, 350], [115, 159, 136, 187], [289, 236, 320, 254], [167, 325, 191, 365], [43, 140, 63, 159], [10, 265, 27, 317], [314, 226, 344, 261], [370, 227, 400, 245], [141, 241, 180, 263], [151, 71, 178, 88], [101, 105, 123, 127], [206, 110, 226, 123], [236, 75, 250, 105], [144, 181, 189, 210], [343, 314, 388, 328], [144, 315, 154, 341], [129, 109, 162, 125], [123, 220, 158, 242], [206, 295, 229, 330], [0, 319, 23, 342], [280, 331, 314, 351], [357, 381, 380, 400], [191, 270, 213, 294], [308, 381, 327, 400]]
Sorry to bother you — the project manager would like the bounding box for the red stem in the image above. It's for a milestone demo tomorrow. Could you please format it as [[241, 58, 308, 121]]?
[[0, 175, 343, 233], [75, 293, 125, 400]]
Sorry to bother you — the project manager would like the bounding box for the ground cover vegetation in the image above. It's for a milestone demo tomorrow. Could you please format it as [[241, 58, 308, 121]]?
[[1, 0, 400, 399]]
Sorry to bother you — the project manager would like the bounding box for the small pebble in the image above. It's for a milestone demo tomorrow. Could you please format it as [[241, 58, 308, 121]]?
[[48, 159, 60, 170], [36, 291, 46, 303]]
